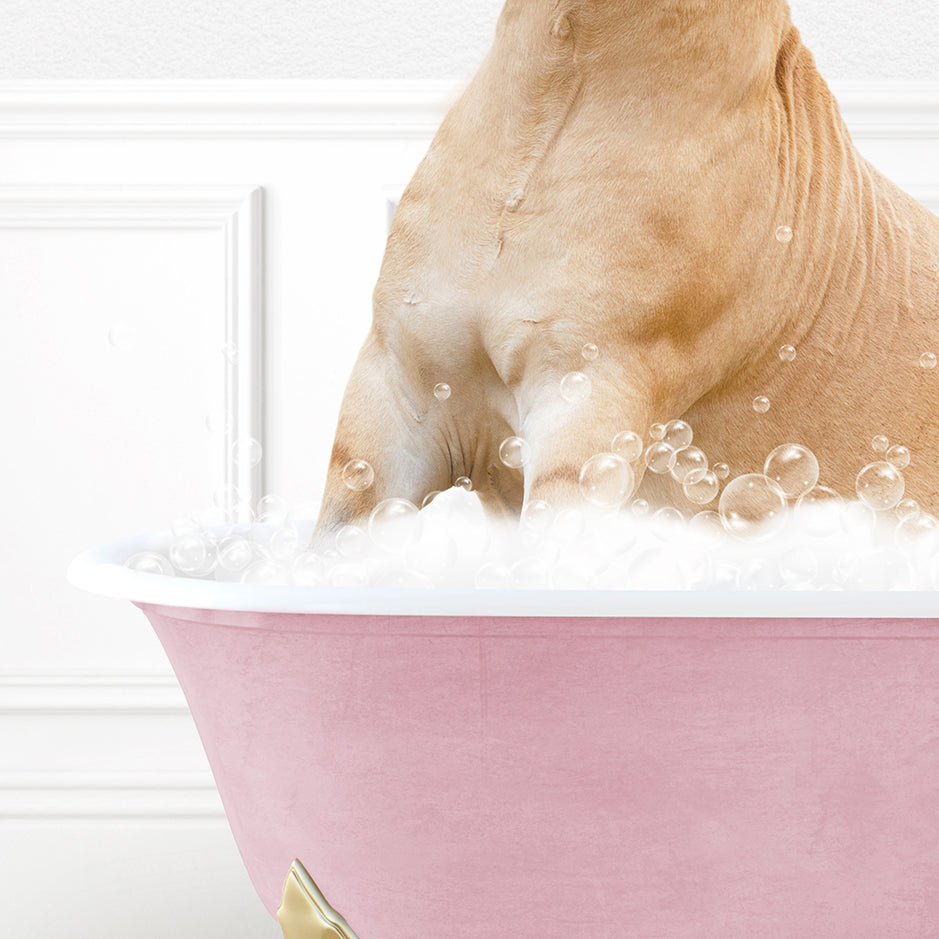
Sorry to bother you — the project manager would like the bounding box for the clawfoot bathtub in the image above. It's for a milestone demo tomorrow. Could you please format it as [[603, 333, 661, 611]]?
[[69, 534, 939, 937]]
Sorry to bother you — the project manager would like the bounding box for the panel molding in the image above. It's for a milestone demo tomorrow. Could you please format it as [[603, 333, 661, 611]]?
[[0, 184, 264, 515], [0, 79, 938, 140]]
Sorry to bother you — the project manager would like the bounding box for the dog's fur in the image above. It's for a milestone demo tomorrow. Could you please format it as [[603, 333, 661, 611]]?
[[316, 0, 939, 534]]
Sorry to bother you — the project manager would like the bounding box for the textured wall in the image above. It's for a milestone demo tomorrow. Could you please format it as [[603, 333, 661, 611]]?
[[0, 0, 936, 82]]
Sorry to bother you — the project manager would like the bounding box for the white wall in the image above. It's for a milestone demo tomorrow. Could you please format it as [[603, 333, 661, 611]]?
[[0, 0, 937, 82]]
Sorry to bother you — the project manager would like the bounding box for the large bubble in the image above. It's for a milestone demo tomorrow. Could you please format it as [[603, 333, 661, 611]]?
[[718, 474, 788, 541], [579, 453, 634, 507], [763, 444, 819, 499], [856, 462, 905, 511], [369, 498, 422, 551]]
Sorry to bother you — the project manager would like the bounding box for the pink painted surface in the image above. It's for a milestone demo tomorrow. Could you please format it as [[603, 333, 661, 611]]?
[[139, 604, 939, 937]]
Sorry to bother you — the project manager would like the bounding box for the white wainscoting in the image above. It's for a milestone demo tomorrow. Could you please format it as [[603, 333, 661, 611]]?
[[0, 80, 937, 938]]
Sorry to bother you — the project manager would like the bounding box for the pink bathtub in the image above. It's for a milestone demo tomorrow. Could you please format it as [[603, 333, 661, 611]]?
[[69, 534, 939, 937]]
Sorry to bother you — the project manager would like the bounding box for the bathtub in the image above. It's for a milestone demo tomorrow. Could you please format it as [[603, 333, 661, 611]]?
[[69, 533, 939, 937]]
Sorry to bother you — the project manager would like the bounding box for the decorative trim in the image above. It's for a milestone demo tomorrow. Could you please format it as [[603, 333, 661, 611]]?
[[0, 184, 265, 514], [278, 859, 360, 939], [0, 79, 937, 141], [0, 671, 186, 714]]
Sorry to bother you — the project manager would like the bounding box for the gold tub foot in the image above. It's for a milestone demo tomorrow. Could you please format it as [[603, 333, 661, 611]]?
[[277, 859, 360, 939]]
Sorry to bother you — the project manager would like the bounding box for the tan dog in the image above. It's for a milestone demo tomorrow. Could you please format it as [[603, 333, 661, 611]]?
[[316, 0, 939, 535]]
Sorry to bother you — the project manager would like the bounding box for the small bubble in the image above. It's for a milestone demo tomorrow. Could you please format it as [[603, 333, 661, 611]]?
[[342, 459, 374, 492], [433, 382, 452, 400], [763, 443, 819, 499], [895, 498, 920, 522], [670, 446, 707, 484], [107, 322, 136, 350], [683, 470, 719, 505], [896, 513, 939, 547], [920, 352, 937, 369], [125, 551, 174, 576], [579, 453, 634, 507], [779, 547, 818, 586], [688, 510, 725, 547], [631, 498, 650, 517], [581, 342, 599, 361], [292, 552, 325, 586], [455, 475, 473, 491], [521, 499, 554, 534], [369, 498, 422, 551], [886, 444, 911, 470], [231, 437, 262, 467], [644, 442, 677, 474], [560, 371, 592, 403], [718, 474, 788, 541], [649, 423, 666, 441], [256, 494, 288, 524], [651, 507, 685, 542], [662, 420, 693, 452], [713, 462, 730, 480], [775, 225, 793, 244], [752, 396, 771, 414], [169, 533, 211, 574], [335, 524, 368, 558], [795, 485, 843, 537], [241, 559, 287, 585], [871, 435, 889, 453], [268, 525, 302, 562], [499, 436, 531, 469], [216, 537, 254, 573], [611, 430, 643, 463], [779, 344, 797, 362], [421, 491, 441, 509], [856, 461, 905, 511], [221, 341, 239, 364]]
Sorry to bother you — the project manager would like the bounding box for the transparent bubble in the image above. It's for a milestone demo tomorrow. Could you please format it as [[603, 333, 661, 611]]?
[[553, 507, 585, 540], [560, 371, 592, 403], [670, 446, 707, 484], [713, 462, 730, 480], [752, 396, 771, 414], [649, 423, 666, 441], [216, 536, 254, 572], [718, 474, 788, 541], [631, 498, 650, 517], [169, 533, 210, 574], [683, 470, 719, 505], [421, 491, 441, 509], [660, 420, 691, 452], [775, 225, 793, 243], [778, 344, 797, 362], [336, 524, 368, 558], [841, 500, 876, 535], [455, 475, 473, 491], [644, 442, 677, 474], [205, 410, 234, 435], [871, 435, 890, 453], [125, 551, 174, 576], [257, 494, 288, 524], [763, 444, 819, 499], [795, 485, 843, 537], [369, 498, 422, 551], [268, 525, 302, 562], [475, 562, 513, 590], [221, 341, 239, 364], [895, 498, 920, 522], [896, 513, 938, 548], [521, 499, 554, 534], [651, 507, 685, 542], [886, 445, 910, 470], [920, 352, 937, 370], [856, 461, 905, 510], [579, 453, 634, 507], [108, 322, 136, 350], [779, 547, 819, 586], [433, 382, 452, 400], [292, 552, 325, 586], [581, 342, 599, 361], [499, 436, 531, 469], [241, 559, 287, 585], [611, 430, 643, 463], [330, 563, 369, 588], [231, 437, 262, 468], [342, 459, 374, 492], [688, 510, 725, 548]]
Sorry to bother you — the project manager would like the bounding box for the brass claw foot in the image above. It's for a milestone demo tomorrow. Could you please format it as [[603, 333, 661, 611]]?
[[277, 859, 360, 939]]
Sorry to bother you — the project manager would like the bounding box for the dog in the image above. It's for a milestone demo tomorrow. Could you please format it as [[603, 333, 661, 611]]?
[[315, 0, 939, 536]]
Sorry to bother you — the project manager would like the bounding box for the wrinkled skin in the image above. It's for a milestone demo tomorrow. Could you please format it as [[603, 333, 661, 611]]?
[[316, 0, 939, 535]]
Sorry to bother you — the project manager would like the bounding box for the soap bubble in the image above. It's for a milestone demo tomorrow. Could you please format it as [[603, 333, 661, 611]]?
[[369, 498, 422, 551], [335, 524, 368, 558], [241, 559, 287, 585], [212, 483, 245, 510], [871, 435, 889, 452], [713, 462, 730, 480], [216, 536, 254, 572], [718, 474, 788, 541], [342, 459, 374, 492], [644, 442, 677, 474], [856, 461, 905, 510], [579, 453, 634, 507], [775, 225, 793, 243], [779, 547, 819, 586], [560, 371, 592, 403], [169, 533, 210, 574], [683, 469, 719, 505], [499, 436, 531, 469], [920, 352, 937, 369], [125, 551, 174, 576], [795, 485, 843, 536], [581, 342, 599, 361], [455, 475, 473, 491], [649, 423, 666, 440], [662, 420, 693, 451], [291, 552, 325, 586], [521, 499, 554, 534], [268, 525, 302, 561], [752, 396, 771, 414], [611, 430, 643, 463], [421, 491, 441, 509], [256, 494, 288, 524], [651, 507, 685, 541], [688, 510, 725, 547], [221, 341, 239, 364], [553, 507, 585, 540], [231, 437, 262, 467], [763, 444, 819, 499], [433, 382, 452, 400], [886, 445, 910, 470], [631, 498, 650, 517], [779, 344, 797, 362], [670, 446, 707, 484], [896, 513, 939, 547], [108, 322, 136, 350], [840, 500, 876, 535], [895, 498, 920, 522]]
